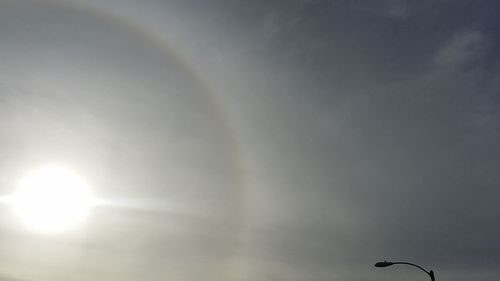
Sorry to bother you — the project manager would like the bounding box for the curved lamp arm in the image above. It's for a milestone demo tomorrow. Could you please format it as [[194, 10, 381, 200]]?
[[374, 261, 435, 281]]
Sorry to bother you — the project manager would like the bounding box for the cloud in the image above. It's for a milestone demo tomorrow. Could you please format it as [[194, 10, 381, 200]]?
[[1, 1, 500, 281], [433, 30, 490, 72]]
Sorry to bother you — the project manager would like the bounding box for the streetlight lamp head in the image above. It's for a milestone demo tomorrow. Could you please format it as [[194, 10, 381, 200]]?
[[375, 261, 394, 267], [374, 260, 435, 281]]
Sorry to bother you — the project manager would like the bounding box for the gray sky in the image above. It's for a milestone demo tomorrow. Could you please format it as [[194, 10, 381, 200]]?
[[0, 0, 499, 280]]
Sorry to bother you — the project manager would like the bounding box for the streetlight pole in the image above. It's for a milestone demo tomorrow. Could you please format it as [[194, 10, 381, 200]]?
[[374, 261, 435, 281]]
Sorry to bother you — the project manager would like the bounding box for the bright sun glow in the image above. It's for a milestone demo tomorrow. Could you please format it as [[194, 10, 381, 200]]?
[[10, 165, 95, 234]]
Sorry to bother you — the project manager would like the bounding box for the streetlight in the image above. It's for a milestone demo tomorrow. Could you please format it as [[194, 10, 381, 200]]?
[[374, 261, 435, 281]]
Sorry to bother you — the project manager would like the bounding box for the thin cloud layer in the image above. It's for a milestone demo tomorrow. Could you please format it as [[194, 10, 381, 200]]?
[[0, 1, 499, 281]]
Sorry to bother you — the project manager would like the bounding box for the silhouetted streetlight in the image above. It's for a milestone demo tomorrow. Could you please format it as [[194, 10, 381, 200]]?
[[374, 261, 435, 281]]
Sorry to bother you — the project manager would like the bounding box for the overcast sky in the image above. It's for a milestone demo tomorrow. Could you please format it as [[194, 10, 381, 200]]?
[[0, 0, 499, 281]]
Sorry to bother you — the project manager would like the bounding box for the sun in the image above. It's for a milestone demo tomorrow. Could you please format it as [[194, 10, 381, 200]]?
[[10, 165, 95, 234]]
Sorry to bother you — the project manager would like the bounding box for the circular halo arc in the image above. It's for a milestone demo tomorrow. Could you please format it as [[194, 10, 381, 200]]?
[[6, 0, 249, 279]]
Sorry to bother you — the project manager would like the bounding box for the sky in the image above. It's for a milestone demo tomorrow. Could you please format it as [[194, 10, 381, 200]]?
[[0, 0, 499, 280]]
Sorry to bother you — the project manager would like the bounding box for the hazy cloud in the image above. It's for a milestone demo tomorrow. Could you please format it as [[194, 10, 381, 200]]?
[[434, 30, 490, 72], [0, 0, 499, 281]]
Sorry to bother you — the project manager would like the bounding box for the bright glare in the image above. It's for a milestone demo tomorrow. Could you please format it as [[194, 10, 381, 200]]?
[[11, 165, 95, 234]]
